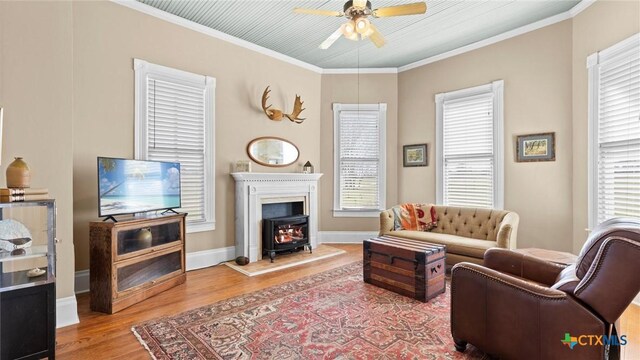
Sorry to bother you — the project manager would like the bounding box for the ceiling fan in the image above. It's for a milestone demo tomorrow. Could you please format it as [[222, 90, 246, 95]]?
[[294, 0, 427, 49]]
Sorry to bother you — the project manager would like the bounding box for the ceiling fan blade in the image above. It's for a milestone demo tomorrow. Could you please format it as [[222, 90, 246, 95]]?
[[368, 24, 385, 48], [319, 27, 344, 49], [372, 2, 427, 17], [353, 0, 367, 8], [293, 8, 343, 17]]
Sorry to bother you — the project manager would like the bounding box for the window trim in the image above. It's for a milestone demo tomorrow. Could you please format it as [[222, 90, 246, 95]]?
[[435, 80, 504, 209], [133, 58, 216, 233], [332, 103, 387, 218], [587, 33, 640, 229]]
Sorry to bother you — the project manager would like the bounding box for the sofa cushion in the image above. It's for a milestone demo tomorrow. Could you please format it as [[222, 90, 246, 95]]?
[[389, 230, 496, 259], [431, 206, 510, 241]]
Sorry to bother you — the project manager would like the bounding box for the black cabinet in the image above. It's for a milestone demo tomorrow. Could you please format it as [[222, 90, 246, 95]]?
[[0, 200, 56, 359], [0, 283, 55, 359]]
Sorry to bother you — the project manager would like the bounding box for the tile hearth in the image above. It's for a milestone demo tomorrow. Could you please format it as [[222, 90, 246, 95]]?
[[224, 244, 346, 276]]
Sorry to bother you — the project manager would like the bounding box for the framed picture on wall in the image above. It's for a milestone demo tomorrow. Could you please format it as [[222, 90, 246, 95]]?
[[234, 160, 252, 172], [516, 132, 556, 162], [403, 144, 428, 167]]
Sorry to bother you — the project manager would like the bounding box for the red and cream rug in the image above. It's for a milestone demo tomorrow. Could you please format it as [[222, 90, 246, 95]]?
[[132, 261, 486, 359]]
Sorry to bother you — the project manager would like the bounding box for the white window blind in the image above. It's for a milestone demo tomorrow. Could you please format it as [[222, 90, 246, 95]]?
[[135, 59, 215, 233], [333, 103, 386, 217], [589, 34, 640, 226], [436, 81, 503, 209]]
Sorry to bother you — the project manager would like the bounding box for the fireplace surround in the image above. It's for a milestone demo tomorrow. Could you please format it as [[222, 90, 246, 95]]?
[[231, 172, 322, 263]]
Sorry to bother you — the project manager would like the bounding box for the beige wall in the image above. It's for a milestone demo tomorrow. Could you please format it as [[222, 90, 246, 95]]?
[[319, 74, 398, 231], [1, 0, 637, 299], [398, 21, 575, 251], [72, 1, 321, 270], [571, 0, 640, 253], [0, 1, 75, 299]]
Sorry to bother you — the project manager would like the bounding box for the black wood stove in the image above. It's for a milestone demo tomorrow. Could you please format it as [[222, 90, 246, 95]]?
[[262, 214, 311, 262]]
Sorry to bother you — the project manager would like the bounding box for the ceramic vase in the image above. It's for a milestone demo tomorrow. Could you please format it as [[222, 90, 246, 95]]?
[[137, 228, 153, 248], [6, 157, 31, 188]]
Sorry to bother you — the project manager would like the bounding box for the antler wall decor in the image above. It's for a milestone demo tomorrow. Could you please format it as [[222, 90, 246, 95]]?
[[261, 86, 306, 124]]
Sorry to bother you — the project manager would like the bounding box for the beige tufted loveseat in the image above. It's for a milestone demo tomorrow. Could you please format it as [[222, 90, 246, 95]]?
[[380, 205, 519, 265]]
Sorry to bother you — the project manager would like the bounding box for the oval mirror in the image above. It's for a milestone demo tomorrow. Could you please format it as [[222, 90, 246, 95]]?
[[247, 137, 300, 167]]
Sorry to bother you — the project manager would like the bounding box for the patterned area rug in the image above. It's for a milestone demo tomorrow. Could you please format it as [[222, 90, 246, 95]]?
[[133, 261, 486, 359]]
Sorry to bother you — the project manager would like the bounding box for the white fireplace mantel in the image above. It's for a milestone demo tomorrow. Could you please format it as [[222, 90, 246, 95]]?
[[231, 172, 323, 262]]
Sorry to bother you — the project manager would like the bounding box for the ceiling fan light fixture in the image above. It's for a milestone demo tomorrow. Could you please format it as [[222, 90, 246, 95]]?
[[341, 20, 358, 40], [361, 27, 374, 39], [355, 17, 370, 34], [293, 0, 427, 49], [343, 20, 355, 34]]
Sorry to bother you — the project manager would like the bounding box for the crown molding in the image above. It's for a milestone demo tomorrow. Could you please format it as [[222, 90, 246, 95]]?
[[569, 0, 597, 17], [113, 0, 595, 75], [322, 68, 398, 75], [398, 0, 595, 73], [112, 0, 324, 74]]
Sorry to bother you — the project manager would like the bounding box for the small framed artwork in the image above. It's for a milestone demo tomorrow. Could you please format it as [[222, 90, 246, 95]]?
[[234, 160, 252, 172], [516, 132, 556, 162], [403, 144, 428, 167]]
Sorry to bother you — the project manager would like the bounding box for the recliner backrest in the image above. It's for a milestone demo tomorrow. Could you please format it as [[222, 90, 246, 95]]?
[[572, 218, 640, 324], [576, 217, 640, 279]]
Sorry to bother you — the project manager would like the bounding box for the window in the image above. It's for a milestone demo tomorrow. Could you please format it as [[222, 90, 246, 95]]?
[[333, 103, 387, 217], [134, 59, 215, 233], [588, 34, 640, 228], [436, 81, 504, 209]]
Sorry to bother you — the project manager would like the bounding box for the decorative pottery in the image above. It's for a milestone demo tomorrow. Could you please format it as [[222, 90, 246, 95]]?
[[6, 157, 31, 188], [303, 161, 314, 174], [27, 268, 46, 278], [235, 256, 250, 266], [10, 248, 25, 256], [137, 228, 153, 247]]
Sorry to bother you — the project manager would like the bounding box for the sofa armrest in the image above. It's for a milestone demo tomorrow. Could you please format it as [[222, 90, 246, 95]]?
[[379, 209, 394, 235], [496, 212, 519, 249], [484, 248, 566, 286]]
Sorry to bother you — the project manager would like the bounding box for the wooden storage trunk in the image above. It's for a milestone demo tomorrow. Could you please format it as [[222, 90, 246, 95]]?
[[363, 235, 446, 302]]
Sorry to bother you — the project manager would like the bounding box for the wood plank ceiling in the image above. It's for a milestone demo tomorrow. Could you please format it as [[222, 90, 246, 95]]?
[[136, 0, 581, 69]]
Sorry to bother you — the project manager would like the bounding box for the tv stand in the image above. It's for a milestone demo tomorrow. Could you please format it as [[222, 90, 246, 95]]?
[[161, 208, 179, 215], [90, 213, 186, 313], [102, 215, 118, 222]]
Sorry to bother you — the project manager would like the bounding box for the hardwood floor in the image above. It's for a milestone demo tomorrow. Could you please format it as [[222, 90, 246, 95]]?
[[56, 244, 363, 359], [56, 244, 640, 359]]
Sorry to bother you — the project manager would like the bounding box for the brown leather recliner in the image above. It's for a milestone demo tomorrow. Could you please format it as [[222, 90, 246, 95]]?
[[450, 217, 640, 359]]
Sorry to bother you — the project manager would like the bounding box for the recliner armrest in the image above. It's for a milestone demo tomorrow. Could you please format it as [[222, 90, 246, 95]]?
[[483, 248, 566, 286]]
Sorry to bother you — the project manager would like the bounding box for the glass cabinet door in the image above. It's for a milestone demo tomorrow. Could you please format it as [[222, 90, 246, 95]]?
[[115, 219, 182, 260], [115, 248, 182, 294], [0, 201, 55, 292]]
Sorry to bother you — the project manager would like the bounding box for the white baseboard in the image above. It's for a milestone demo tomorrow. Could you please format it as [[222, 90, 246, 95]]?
[[56, 295, 79, 328], [318, 231, 378, 244], [75, 269, 90, 294], [633, 293, 640, 307], [186, 246, 236, 271]]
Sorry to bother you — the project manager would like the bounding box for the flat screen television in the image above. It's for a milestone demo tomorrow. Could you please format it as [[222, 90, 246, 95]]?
[[97, 157, 181, 218]]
